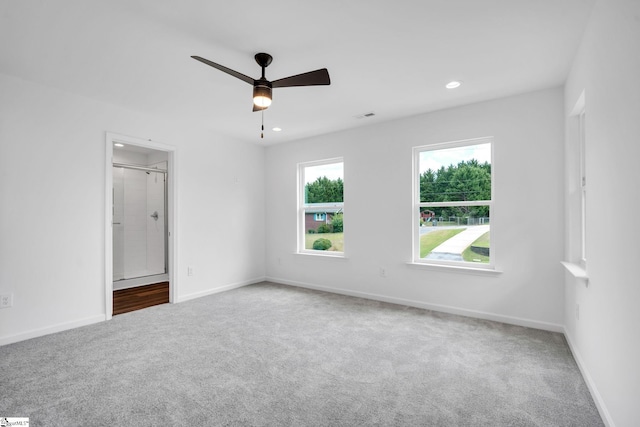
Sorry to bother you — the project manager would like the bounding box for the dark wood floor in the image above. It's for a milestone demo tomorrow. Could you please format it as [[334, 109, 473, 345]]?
[[113, 282, 169, 315]]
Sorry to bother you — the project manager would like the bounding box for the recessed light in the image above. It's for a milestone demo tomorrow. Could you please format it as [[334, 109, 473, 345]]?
[[446, 81, 462, 89], [114, 143, 124, 147], [272, 127, 282, 132]]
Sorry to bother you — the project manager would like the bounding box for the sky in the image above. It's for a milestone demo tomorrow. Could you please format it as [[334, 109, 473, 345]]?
[[304, 162, 343, 184], [420, 142, 491, 174]]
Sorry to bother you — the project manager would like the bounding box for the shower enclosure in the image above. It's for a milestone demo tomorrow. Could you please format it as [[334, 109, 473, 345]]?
[[112, 160, 168, 289]]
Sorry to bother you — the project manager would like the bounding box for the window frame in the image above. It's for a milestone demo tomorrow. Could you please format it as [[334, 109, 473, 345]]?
[[578, 110, 587, 267], [412, 137, 495, 270], [297, 157, 345, 257]]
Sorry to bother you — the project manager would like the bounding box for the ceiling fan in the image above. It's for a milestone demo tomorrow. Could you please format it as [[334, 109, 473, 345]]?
[[191, 52, 331, 112]]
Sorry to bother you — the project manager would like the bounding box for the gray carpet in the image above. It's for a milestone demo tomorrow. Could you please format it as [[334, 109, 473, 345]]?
[[1, 282, 603, 426]]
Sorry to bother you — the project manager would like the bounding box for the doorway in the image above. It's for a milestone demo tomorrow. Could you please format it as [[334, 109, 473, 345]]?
[[105, 133, 176, 319], [112, 155, 168, 286]]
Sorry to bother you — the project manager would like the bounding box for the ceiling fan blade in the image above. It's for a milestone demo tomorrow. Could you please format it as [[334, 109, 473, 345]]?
[[253, 104, 268, 112], [191, 56, 254, 85], [271, 68, 330, 88]]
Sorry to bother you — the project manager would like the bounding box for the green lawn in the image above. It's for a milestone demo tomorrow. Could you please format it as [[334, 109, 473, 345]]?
[[306, 232, 344, 252], [419, 228, 465, 258], [462, 231, 490, 263]]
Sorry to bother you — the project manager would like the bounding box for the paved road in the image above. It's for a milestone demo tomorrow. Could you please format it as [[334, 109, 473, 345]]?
[[423, 225, 490, 261]]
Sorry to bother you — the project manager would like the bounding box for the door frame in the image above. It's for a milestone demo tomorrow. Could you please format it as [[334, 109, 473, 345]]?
[[105, 132, 178, 320]]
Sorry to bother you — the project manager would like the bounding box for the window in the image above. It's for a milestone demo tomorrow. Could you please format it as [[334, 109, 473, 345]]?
[[566, 92, 587, 270], [413, 138, 493, 268], [298, 159, 344, 255], [578, 109, 587, 266]]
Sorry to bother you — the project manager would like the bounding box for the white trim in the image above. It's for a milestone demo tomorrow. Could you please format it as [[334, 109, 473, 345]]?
[[413, 136, 494, 153], [105, 132, 178, 320], [294, 251, 348, 260], [561, 261, 589, 285], [0, 315, 105, 347], [266, 276, 562, 332], [563, 328, 615, 427], [105, 139, 114, 318], [406, 261, 502, 276], [298, 156, 344, 169], [176, 276, 265, 303]]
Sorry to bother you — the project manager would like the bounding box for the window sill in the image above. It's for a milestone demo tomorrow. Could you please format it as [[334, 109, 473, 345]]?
[[295, 252, 348, 261], [561, 261, 589, 285], [406, 261, 502, 276]]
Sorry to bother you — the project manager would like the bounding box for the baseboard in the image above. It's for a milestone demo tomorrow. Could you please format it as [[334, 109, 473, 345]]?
[[0, 314, 106, 347], [266, 276, 564, 333], [176, 276, 266, 303], [563, 327, 615, 427]]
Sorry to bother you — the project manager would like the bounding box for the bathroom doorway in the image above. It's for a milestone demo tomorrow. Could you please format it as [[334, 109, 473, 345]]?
[[112, 150, 168, 286], [105, 133, 176, 319]]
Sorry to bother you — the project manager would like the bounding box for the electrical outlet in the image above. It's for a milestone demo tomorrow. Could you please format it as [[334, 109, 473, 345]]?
[[187, 266, 194, 277], [0, 293, 13, 309], [575, 303, 580, 320], [379, 268, 387, 278]]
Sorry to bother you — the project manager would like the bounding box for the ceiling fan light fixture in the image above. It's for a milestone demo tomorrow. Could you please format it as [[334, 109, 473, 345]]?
[[191, 52, 329, 115], [253, 84, 272, 108]]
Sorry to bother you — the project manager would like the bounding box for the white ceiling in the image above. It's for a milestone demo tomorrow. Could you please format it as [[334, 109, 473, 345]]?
[[0, 0, 595, 145]]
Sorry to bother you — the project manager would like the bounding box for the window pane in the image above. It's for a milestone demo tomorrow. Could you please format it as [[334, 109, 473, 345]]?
[[300, 160, 344, 254], [304, 210, 344, 251], [304, 163, 344, 204], [419, 143, 491, 202], [419, 206, 490, 263]]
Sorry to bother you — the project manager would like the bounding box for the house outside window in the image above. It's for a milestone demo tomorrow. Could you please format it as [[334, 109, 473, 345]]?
[[298, 159, 344, 255], [413, 138, 494, 268]]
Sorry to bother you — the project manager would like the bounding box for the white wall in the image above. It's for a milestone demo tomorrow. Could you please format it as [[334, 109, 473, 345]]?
[[0, 73, 266, 344], [265, 87, 565, 330], [563, 0, 640, 426]]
